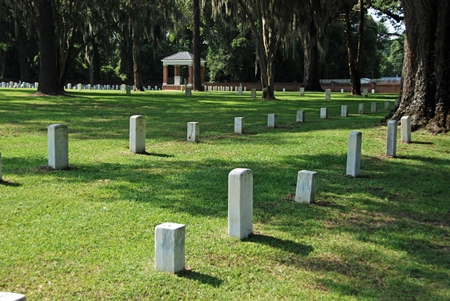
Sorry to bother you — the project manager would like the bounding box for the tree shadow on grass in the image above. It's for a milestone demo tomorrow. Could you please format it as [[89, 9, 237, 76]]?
[[177, 269, 223, 287], [243, 233, 313, 256], [0, 179, 21, 186]]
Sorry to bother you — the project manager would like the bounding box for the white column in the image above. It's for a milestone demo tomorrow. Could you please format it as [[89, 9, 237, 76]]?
[[155, 223, 185, 273], [234, 117, 245, 134], [295, 170, 318, 204], [228, 168, 253, 240], [268, 114, 277, 128], [386, 120, 398, 157], [296, 110, 305, 123], [48, 124, 68, 170], [187, 122, 199, 142], [346, 132, 362, 177], [401, 116, 412, 143], [130, 115, 146, 153]]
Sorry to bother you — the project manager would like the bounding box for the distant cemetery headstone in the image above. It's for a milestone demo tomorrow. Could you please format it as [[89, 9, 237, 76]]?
[[320, 108, 328, 119], [155, 223, 185, 273], [67, 83, 72, 89], [341, 89, 344, 93], [238, 86, 243, 95], [363, 88, 368, 97], [386, 120, 398, 157], [126, 85, 131, 95], [401, 116, 412, 143], [346, 131, 362, 177], [295, 170, 318, 204], [384, 101, 390, 110], [267, 114, 277, 128], [296, 110, 305, 123], [228, 168, 253, 239], [234, 117, 245, 134], [341, 105, 348, 117], [251, 88, 256, 98], [371, 102, 377, 113], [300, 87, 305, 96], [185, 87, 192, 97], [325, 89, 331, 100], [48, 124, 69, 170], [358, 103, 365, 114], [187, 122, 199, 142]]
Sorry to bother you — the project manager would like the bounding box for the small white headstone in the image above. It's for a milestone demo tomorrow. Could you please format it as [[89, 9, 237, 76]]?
[[283, 88, 286, 92], [155, 223, 185, 273], [126, 86, 131, 95], [371, 102, 377, 113], [67, 83, 72, 89], [234, 117, 244, 134], [401, 116, 411, 143], [325, 89, 331, 100], [386, 120, 398, 157], [296, 110, 305, 123], [358, 103, 365, 114], [251, 88, 256, 98], [300, 87, 305, 96], [267, 114, 277, 128], [187, 122, 199, 142], [363, 88, 368, 97], [228, 168, 253, 239], [341, 89, 344, 93], [295, 170, 317, 204], [341, 105, 348, 117], [129, 115, 146, 153], [371, 89, 375, 94], [48, 124, 69, 170], [320, 108, 328, 119], [346, 132, 362, 177], [238, 86, 243, 95], [185, 87, 192, 97]]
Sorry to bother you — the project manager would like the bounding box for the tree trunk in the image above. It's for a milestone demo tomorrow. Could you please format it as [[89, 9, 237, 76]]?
[[34, 0, 62, 95], [16, 23, 31, 83], [132, 28, 144, 91], [389, 0, 450, 132], [303, 42, 322, 91], [344, 4, 363, 95], [193, 0, 203, 91]]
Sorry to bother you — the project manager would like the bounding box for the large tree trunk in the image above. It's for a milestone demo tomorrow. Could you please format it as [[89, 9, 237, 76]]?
[[16, 23, 31, 83], [34, 0, 63, 95], [303, 42, 322, 91], [344, 8, 362, 95], [389, 0, 450, 132], [132, 28, 144, 91], [193, 0, 203, 91]]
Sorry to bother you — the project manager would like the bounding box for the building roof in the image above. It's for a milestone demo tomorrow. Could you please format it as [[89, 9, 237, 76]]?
[[161, 51, 205, 66]]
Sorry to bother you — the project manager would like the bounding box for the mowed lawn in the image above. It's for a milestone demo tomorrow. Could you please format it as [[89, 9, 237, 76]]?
[[1, 89, 449, 300]]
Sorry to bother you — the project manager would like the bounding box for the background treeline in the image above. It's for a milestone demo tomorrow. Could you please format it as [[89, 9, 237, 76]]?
[[0, 0, 403, 85]]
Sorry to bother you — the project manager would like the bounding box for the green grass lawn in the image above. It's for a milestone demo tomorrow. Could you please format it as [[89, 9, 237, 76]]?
[[1, 89, 449, 300]]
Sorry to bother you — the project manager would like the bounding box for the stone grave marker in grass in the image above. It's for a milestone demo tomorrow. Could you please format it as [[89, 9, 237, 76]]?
[[234, 117, 245, 134], [346, 131, 362, 177], [295, 170, 318, 204], [386, 120, 398, 157], [187, 122, 199, 142], [48, 124, 68, 170], [228, 168, 253, 240], [155, 223, 185, 273], [130, 115, 146, 153]]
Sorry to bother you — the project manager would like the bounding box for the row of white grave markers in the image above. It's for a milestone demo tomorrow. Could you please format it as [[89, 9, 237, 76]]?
[[43, 113, 411, 172]]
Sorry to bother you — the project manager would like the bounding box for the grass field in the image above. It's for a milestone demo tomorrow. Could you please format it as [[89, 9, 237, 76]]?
[[1, 89, 449, 300]]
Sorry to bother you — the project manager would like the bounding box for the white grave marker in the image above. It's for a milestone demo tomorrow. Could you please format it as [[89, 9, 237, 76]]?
[[295, 170, 318, 204], [234, 117, 245, 134], [386, 120, 398, 157], [0, 292, 26, 301], [187, 122, 199, 142], [346, 132, 362, 177], [228, 168, 253, 239], [401, 116, 411, 143], [371, 102, 377, 113], [129, 115, 146, 153], [341, 105, 348, 117], [320, 108, 328, 119], [325, 89, 331, 100], [251, 88, 256, 98], [155, 223, 185, 273], [296, 110, 305, 123], [48, 124, 68, 170], [268, 114, 277, 128], [358, 103, 365, 114]]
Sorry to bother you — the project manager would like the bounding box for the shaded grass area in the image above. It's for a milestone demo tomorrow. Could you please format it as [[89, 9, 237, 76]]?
[[0, 89, 449, 300]]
